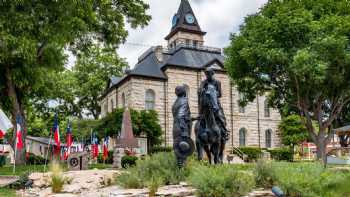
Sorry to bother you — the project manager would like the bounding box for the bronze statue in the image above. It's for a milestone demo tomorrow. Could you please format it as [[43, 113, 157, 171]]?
[[195, 67, 229, 164], [172, 85, 194, 167]]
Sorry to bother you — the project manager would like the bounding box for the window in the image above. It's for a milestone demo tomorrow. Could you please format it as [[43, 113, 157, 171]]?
[[145, 89, 155, 110], [193, 40, 198, 47], [121, 93, 126, 108], [238, 92, 245, 113], [110, 99, 114, 110], [103, 103, 108, 114], [239, 128, 247, 147], [264, 99, 270, 117], [265, 129, 272, 148], [186, 39, 190, 46]]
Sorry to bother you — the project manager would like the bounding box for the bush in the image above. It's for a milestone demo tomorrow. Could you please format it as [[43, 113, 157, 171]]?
[[97, 151, 114, 164], [254, 160, 275, 188], [121, 155, 138, 168], [0, 155, 6, 167], [150, 146, 172, 154], [9, 172, 29, 189], [268, 147, 293, 161], [50, 162, 68, 193], [117, 152, 188, 188], [26, 153, 48, 165], [238, 147, 262, 162], [188, 164, 255, 197]]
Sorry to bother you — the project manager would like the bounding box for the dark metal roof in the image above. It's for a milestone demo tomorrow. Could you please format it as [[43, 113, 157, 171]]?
[[109, 76, 122, 88], [129, 52, 167, 79], [165, 0, 206, 40]]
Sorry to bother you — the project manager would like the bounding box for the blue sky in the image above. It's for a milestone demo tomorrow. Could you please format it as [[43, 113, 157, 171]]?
[[66, 0, 267, 68]]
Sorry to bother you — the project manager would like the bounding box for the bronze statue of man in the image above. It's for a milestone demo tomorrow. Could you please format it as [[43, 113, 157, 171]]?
[[172, 85, 194, 167], [198, 67, 229, 141]]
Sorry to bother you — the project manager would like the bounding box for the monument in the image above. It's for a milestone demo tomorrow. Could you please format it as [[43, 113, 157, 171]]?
[[195, 67, 229, 164], [172, 85, 195, 167], [113, 109, 139, 168], [67, 152, 89, 171]]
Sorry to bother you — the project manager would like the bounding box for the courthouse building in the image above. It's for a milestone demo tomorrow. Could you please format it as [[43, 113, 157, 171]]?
[[100, 0, 281, 148]]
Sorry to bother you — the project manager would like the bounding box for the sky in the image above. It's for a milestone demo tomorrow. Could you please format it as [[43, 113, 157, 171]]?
[[67, 0, 268, 68], [116, 0, 268, 67]]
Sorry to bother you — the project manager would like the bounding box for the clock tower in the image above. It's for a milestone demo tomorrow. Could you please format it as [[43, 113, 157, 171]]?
[[165, 0, 206, 49]]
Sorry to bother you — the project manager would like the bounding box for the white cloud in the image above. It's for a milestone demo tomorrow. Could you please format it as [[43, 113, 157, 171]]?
[[118, 0, 267, 67]]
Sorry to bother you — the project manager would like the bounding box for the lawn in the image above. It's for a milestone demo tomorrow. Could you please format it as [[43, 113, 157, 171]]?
[[0, 164, 47, 176], [0, 188, 16, 197]]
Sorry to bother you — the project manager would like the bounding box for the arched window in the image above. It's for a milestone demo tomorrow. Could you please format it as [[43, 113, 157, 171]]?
[[183, 84, 190, 98], [103, 103, 108, 114], [238, 92, 245, 113], [121, 93, 126, 108], [145, 89, 155, 110], [265, 129, 272, 148], [264, 99, 270, 117], [239, 128, 247, 147], [110, 99, 114, 110]]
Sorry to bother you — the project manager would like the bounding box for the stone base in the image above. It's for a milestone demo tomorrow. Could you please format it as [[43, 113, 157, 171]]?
[[112, 148, 125, 168]]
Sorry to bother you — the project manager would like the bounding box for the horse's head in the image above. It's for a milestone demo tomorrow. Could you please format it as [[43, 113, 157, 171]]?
[[204, 84, 219, 112]]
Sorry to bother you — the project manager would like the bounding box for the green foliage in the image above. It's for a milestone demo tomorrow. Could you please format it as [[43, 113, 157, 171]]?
[[26, 153, 48, 165], [9, 172, 29, 189], [121, 155, 138, 168], [0, 188, 16, 197], [254, 160, 275, 188], [97, 151, 114, 164], [188, 164, 255, 197], [50, 162, 68, 193], [225, 0, 350, 160], [150, 146, 173, 154], [117, 152, 188, 188], [0, 155, 5, 167], [279, 115, 310, 146], [97, 108, 162, 147], [238, 147, 262, 162], [268, 147, 294, 161]]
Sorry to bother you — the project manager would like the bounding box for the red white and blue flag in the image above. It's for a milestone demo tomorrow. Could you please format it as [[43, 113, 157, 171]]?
[[15, 116, 23, 149], [53, 114, 60, 154], [0, 109, 12, 139], [91, 132, 99, 159], [103, 136, 109, 160], [64, 121, 73, 160]]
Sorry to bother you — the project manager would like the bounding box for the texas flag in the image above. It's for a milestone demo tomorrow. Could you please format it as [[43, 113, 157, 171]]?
[[15, 116, 23, 149], [64, 122, 73, 160], [91, 133, 99, 159], [0, 109, 12, 138], [103, 136, 109, 160], [53, 114, 60, 154]]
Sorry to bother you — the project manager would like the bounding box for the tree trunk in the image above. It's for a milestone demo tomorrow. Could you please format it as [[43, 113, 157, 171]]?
[[4, 65, 27, 165]]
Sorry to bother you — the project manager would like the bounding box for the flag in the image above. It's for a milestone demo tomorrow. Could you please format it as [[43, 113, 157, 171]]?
[[53, 114, 60, 154], [103, 136, 109, 160], [65, 121, 73, 160], [91, 132, 99, 159], [0, 109, 13, 138], [15, 116, 23, 149]]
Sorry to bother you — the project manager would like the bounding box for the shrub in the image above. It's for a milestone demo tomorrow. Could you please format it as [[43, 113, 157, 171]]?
[[0, 155, 6, 167], [9, 172, 29, 189], [121, 155, 138, 168], [254, 160, 275, 188], [238, 147, 262, 162], [26, 153, 48, 165], [188, 164, 255, 197], [50, 162, 67, 193], [150, 146, 172, 154], [268, 147, 293, 161], [116, 152, 188, 188], [97, 151, 114, 164]]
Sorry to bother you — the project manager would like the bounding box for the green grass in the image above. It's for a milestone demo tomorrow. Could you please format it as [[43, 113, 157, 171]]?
[[0, 188, 16, 197], [0, 164, 47, 176], [89, 163, 113, 169]]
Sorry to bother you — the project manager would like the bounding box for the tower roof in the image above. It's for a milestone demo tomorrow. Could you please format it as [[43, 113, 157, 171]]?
[[165, 0, 206, 40]]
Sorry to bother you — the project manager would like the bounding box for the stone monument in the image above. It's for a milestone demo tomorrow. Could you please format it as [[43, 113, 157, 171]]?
[[113, 109, 139, 168], [67, 152, 89, 171]]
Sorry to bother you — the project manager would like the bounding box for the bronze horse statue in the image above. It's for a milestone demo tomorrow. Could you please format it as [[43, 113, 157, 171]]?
[[195, 83, 225, 164]]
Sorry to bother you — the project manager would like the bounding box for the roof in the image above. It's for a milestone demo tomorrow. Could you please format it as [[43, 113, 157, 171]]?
[[129, 52, 167, 79], [334, 125, 350, 135], [165, 0, 206, 40], [26, 136, 63, 146]]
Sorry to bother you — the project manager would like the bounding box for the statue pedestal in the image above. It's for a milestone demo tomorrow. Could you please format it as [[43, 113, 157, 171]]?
[[112, 148, 125, 168]]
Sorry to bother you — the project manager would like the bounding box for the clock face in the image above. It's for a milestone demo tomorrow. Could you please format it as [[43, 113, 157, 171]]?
[[172, 14, 178, 27], [185, 14, 195, 24]]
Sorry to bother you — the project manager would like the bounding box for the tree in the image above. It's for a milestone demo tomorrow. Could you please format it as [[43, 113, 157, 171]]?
[[225, 0, 350, 162], [279, 115, 310, 147], [0, 0, 151, 164], [73, 45, 127, 119]]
